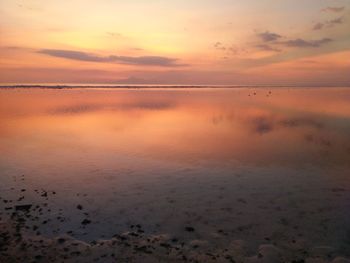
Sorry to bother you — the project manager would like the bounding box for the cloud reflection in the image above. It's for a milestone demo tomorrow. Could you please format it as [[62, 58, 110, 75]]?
[[48, 101, 176, 115]]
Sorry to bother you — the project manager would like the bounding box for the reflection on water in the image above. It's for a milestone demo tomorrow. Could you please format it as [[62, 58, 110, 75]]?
[[0, 89, 350, 169], [1, 87, 350, 260], [1, 88, 350, 168]]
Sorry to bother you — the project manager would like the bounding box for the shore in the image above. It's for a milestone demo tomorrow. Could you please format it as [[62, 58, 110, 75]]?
[[1, 168, 350, 263], [2, 219, 350, 263]]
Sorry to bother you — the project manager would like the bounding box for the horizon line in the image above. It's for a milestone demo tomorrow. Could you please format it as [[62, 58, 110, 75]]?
[[1, 83, 350, 89]]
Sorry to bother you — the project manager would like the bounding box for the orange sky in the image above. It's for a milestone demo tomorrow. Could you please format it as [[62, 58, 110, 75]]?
[[0, 0, 349, 85]]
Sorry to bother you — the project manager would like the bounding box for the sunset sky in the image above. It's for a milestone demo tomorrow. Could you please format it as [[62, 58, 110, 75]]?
[[0, 0, 349, 85]]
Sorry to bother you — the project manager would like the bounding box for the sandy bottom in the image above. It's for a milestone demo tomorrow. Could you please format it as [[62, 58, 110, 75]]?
[[1, 220, 350, 263], [1, 164, 350, 262]]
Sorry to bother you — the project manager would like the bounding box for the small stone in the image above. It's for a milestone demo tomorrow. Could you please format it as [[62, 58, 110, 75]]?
[[15, 204, 32, 211], [185, 226, 195, 232], [57, 238, 66, 244], [81, 219, 91, 225]]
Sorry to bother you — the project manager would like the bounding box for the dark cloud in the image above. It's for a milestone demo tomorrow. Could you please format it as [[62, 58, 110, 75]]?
[[313, 22, 324, 30], [257, 31, 282, 42], [255, 30, 332, 51], [38, 49, 187, 67], [214, 42, 226, 50], [322, 6, 345, 13], [328, 16, 344, 25], [255, 44, 281, 52], [313, 17, 344, 30], [214, 41, 247, 59], [214, 42, 222, 47], [281, 38, 332, 48], [213, 42, 248, 57], [228, 45, 248, 55]]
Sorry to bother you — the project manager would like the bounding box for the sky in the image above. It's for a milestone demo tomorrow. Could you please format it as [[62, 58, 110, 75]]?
[[0, 0, 349, 85]]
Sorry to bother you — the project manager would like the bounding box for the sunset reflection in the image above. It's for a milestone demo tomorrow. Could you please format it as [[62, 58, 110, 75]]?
[[1, 88, 350, 169]]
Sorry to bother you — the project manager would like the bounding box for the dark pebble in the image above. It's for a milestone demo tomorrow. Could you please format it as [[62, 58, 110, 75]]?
[[15, 204, 32, 211], [81, 219, 91, 225], [185, 226, 195, 232]]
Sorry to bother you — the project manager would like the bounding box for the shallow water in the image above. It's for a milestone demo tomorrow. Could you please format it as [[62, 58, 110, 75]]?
[[1, 87, 350, 261]]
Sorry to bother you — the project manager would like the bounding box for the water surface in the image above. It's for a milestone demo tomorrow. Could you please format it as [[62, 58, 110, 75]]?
[[1, 87, 350, 261]]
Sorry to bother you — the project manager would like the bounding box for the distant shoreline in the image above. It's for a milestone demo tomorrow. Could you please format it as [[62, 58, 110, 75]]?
[[1, 84, 349, 89]]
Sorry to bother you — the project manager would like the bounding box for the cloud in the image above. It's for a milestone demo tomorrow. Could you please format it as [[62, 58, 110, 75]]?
[[213, 42, 249, 58], [255, 29, 332, 50], [214, 42, 226, 50], [130, 47, 144, 51], [17, 3, 41, 11], [257, 31, 282, 42], [281, 38, 332, 48], [107, 32, 122, 38], [322, 6, 345, 13], [328, 16, 344, 25], [313, 22, 324, 30], [213, 42, 249, 57], [38, 49, 187, 67], [255, 44, 281, 52], [313, 17, 344, 30], [228, 45, 248, 55]]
